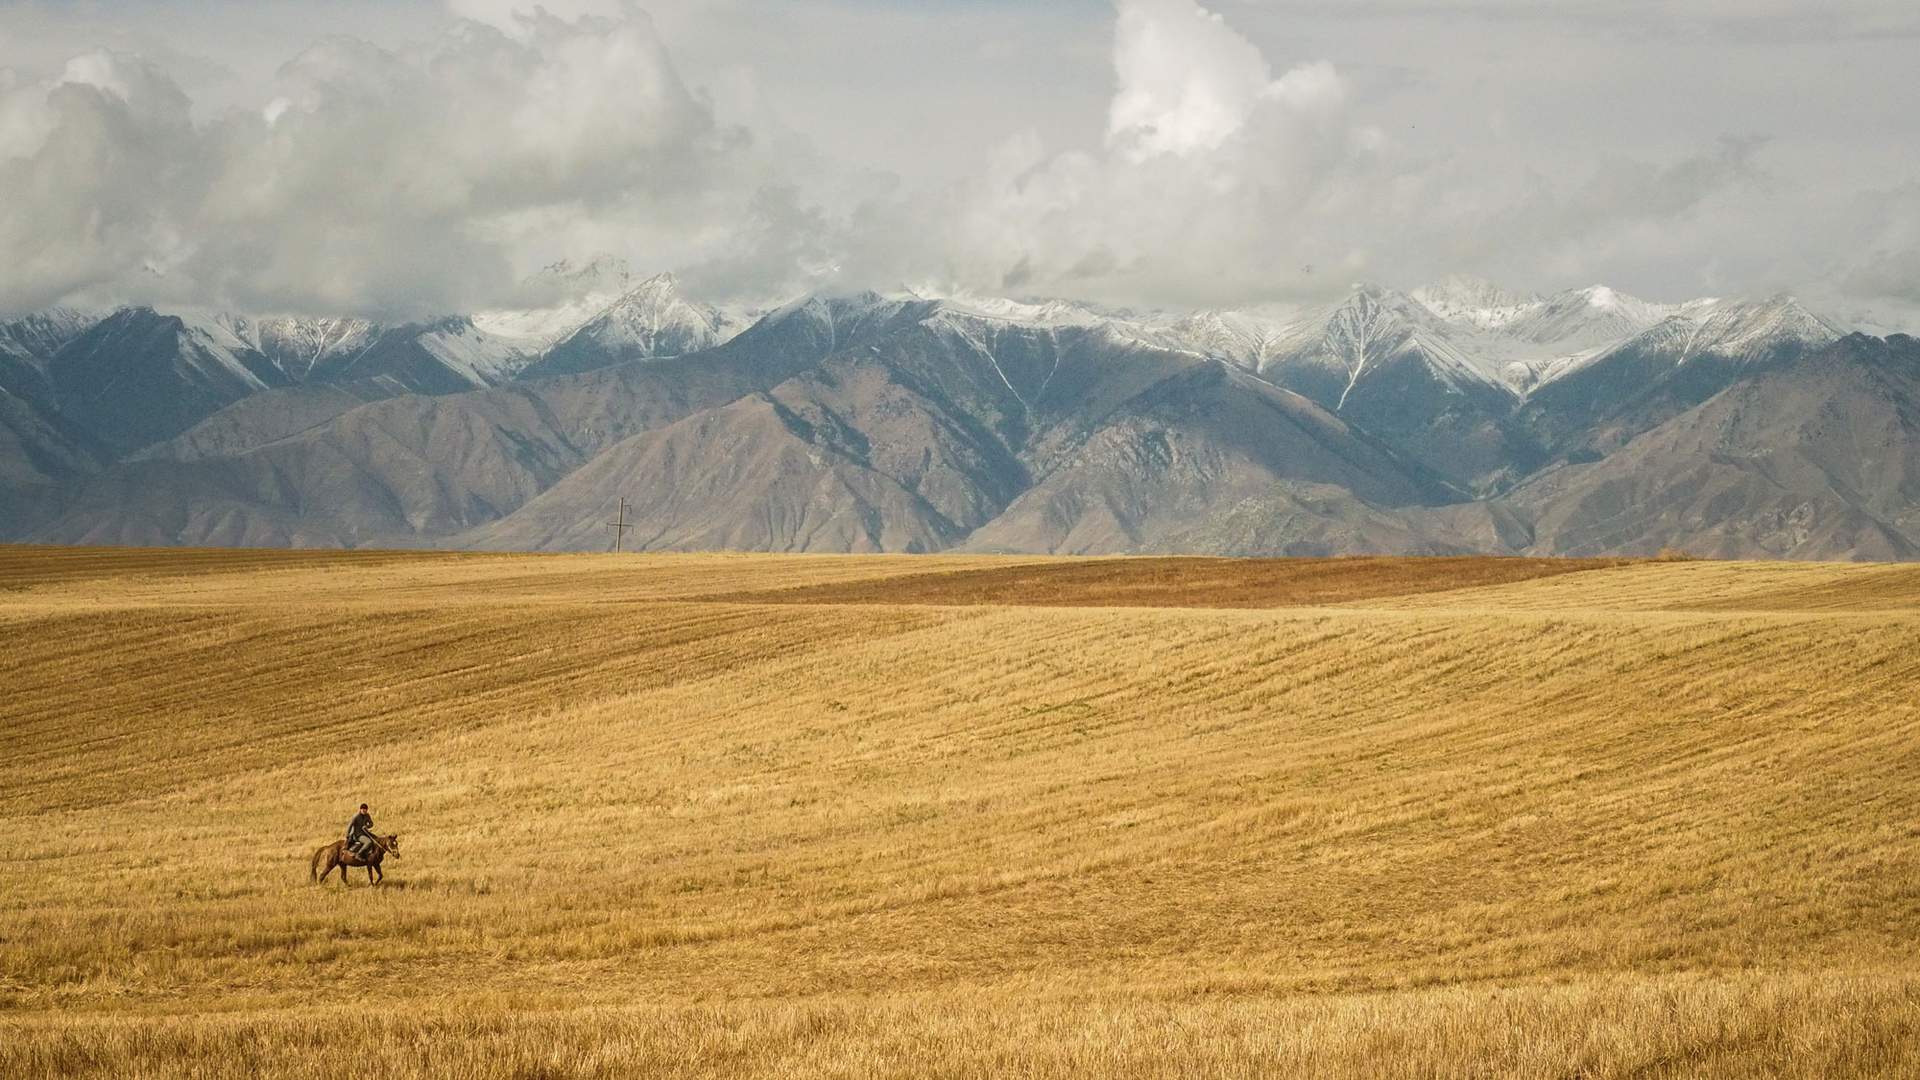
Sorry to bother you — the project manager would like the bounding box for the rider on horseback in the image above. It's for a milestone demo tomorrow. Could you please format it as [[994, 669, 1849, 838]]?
[[346, 803, 376, 858]]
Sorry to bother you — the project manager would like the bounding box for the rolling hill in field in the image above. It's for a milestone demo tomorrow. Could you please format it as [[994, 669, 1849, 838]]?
[[1, 548, 1916, 1078]]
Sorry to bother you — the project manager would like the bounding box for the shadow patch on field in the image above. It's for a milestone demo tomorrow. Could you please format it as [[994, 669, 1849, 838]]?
[[0, 544, 489, 590], [697, 556, 1636, 609]]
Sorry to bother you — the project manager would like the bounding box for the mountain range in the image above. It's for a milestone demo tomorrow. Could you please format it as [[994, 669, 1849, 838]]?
[[3, 264, 1915, 560]]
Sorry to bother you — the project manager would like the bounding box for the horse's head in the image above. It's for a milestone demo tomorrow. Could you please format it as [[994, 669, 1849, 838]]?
[[383, 834, 401, 859]]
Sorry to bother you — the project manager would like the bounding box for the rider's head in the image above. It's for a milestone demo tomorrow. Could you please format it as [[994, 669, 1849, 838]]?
[[359, 804, 369, 811]]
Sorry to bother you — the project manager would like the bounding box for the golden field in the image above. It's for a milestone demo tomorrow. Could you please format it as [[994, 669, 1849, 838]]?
[[2, 546, 1918, 1078]]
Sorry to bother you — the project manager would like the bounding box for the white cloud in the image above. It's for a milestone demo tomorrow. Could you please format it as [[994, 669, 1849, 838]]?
[[0, 4, 788, 318], [446, 0, 636, 38], [0, 0, 1914, 321], [821, 0, 1368, 307], [820, 0, 1892, 312], [1231, 0, 1920, 40], [0, 51, 201, 312], [1107, 0, 1294, 159]]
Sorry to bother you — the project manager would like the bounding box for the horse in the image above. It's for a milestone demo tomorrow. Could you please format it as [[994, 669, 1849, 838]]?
[[310, 834, 401, 886]]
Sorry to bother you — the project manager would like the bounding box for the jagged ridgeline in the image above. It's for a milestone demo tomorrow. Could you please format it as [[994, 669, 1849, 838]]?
[[2, 271, 1913, 559]]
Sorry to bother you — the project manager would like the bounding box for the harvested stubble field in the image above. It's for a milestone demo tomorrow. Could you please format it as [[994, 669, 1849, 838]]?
[[2, 546, 1918, 1078]]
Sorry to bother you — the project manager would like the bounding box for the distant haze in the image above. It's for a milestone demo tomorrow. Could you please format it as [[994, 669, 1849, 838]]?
[[1, 0, 1916, 324]]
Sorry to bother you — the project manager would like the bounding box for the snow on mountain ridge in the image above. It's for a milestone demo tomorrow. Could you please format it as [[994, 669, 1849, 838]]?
[[1402, 280, 1684, 393], [1234, 284, 1512, 407], [1, 306, 111, 368], [1410, 275, 1540, 332], [472, 295, 622, 347], [1505, 285, 1674, 347], [411, 317, 547, 385], [913, 291, 1109, 329], [1523, 294, 1844, 391], [1166, 311, 1284, 369], [578, 273, 747, 353], [5, 277, 1865, 405], [1661, 294, 1842, 364], [210, 314, 380, 380]]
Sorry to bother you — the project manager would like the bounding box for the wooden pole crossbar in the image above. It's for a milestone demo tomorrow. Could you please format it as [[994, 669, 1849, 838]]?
[[607, 498, 634, 553]]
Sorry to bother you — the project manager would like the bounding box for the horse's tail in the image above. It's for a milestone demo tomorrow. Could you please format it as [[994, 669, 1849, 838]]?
[[310, 844, 324, 882]]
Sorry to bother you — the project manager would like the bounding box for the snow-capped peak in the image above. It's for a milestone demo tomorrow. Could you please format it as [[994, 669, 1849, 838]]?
[[469, 257, 655, 349], [1664, 294, 1841, 362], [1411, 275, 1540, 331], [944, 295, 1108, 329], [0, 305, 113, 365], [541, 273, 753, 360], [1226, 284, 1510, 403], [1503, 285, 1672, 348], [594, 273, 721, 336], [1522, 293, 1845, 392], [474, 272, 627, 349]]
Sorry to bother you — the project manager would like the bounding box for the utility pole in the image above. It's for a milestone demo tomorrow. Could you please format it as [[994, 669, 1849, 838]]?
[[606, 497, 633, 553]]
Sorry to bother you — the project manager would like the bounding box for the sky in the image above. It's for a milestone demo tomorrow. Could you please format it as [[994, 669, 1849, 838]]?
[[1, 0, 1916, 323]]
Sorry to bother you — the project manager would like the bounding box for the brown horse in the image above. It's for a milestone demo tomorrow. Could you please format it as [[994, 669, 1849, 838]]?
[[310, 834, 400, 886]]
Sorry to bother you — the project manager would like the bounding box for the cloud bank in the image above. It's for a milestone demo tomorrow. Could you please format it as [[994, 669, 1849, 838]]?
[[1, 3, 773, 317], [0, 0, 1914, 319]]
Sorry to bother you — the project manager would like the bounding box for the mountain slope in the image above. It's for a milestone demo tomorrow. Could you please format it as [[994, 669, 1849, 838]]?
[[224, 315, 380, 382], [1506, 334, 1920, 559], [1245, 286, 1534, 492], [1408, 275, 1540, 332], [0, 306, 108, 405], [963, 359, 1446, 555], [1411, 281, 1677, 394], [1503, 286, 1676, 352], [5, 279, 1915, 561], [524, 274, 747, 378], [131, 384, 397, 463], [0, 384, 99, 487], [24, 386, 591, 547], [474, 303, 1084, 553], [14, 296, 883, 547], [470, 393, 969, 554], [26, 308, 292, 457], [1520, 295, 1842, 460], [478, 301, 1449, 556]]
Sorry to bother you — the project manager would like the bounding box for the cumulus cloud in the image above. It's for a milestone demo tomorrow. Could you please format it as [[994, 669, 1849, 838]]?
[[0, 3, 784, 318], [0, 0, 1914, 319], [0, 51, 202, 312], [1236, 0, 1920, 40], [824, 0, 1884, 311], [834, 0, 1372, 307], [447, 0, 636, 35], [1839, 184, 1920, 306], [1107, 0, 1301, 159]]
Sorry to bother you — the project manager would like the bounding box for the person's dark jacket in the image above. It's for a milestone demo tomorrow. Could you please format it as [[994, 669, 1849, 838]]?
[[346, 811, 374, 846]]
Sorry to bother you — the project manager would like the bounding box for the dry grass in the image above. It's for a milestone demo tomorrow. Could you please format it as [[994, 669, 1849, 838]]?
[[2, 547, 1917, 1077], [10, 977, 1918, 1079], [700, 554, 1634, 608]]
